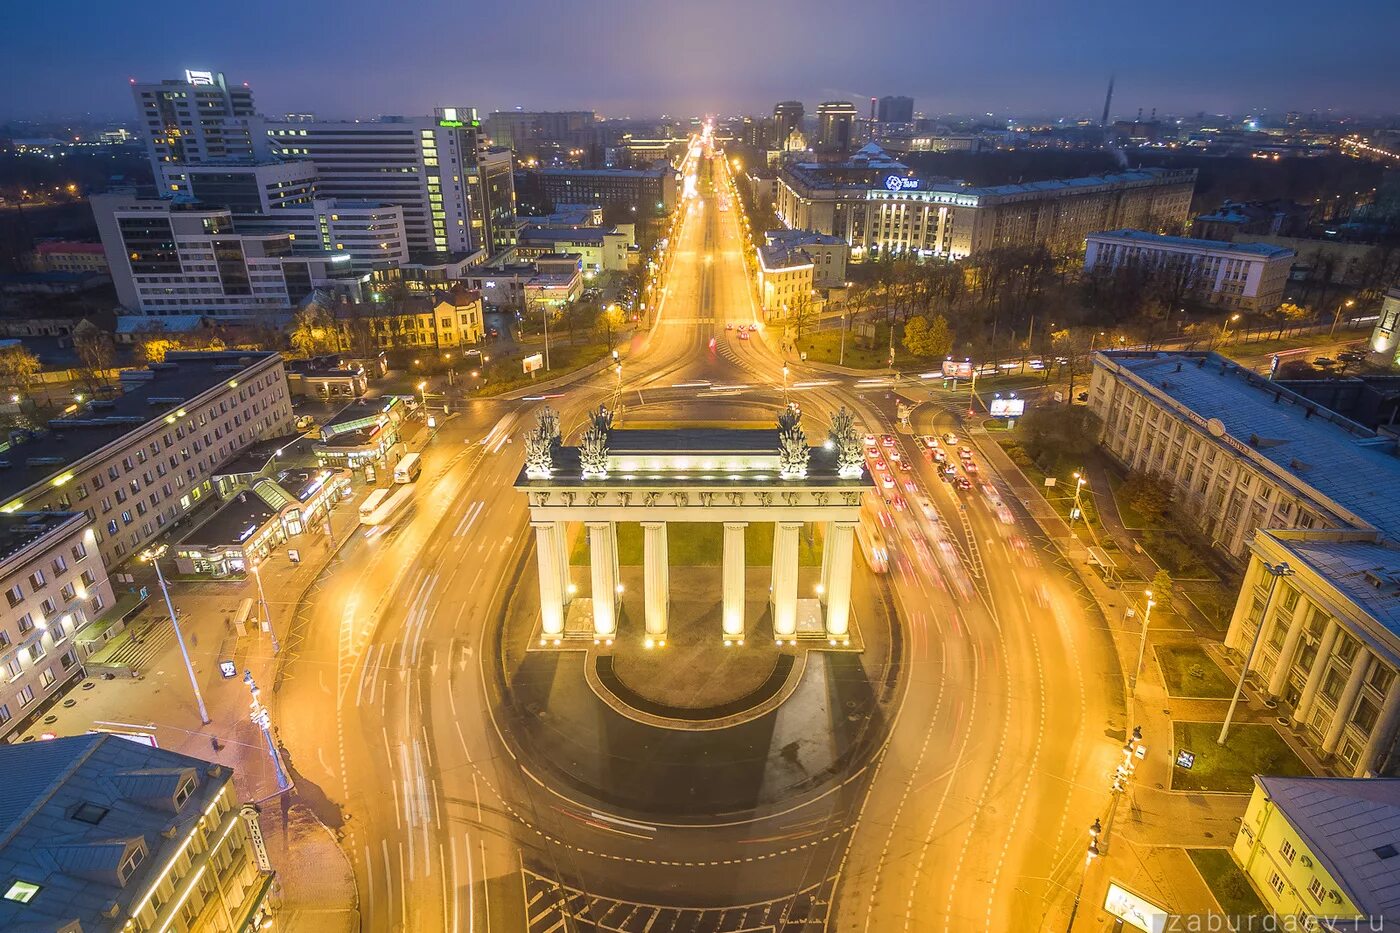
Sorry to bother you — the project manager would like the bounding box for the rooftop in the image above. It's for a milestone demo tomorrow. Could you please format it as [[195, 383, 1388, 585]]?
[[177, 489, 279, 548], [535, 165, 671, 179], [1089, 228, 1296, 259], [518, 226, 611, 245], [214, 433, 316, 478], [1256, 775, 1400, 917], [0, 351, 281, 507], [765, 229, 846, 249], [0, 512, 82, 567], [0, 734, 230, 931], [1266, 531, 1400, 636], [1098, 351, 1400, 536], [758, 244, 814, 273]]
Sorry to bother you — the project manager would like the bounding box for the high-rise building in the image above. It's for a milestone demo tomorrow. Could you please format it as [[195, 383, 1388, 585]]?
[[876, 96, 915, 125], [249, 107, 514, 256], [773, 101, 805, 151], [816, 101, 859, 150], [130, 70, 257, 192]]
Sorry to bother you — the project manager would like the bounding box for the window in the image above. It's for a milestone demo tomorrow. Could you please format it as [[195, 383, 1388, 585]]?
[[60, 650, 77, 670], [0, 705, 9, 725], [16, 686, 35, 708], [175, 778, 195, 807], [1268, 872, 1285, 895], [3, 881, 40, 903], [1279, 839, 1297, 865], [50, 556, 66, 576], [1307, 878, 1326, 902], [118, 846, 145, 883], [5, 585, 21, 608], [27, 643, 44, 663], [5, 658, 21, 681], [1352, 697, 1380, 733], [38, 668, 54, 689]]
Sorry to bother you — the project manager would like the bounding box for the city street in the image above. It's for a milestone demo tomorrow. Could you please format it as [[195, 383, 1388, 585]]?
[[254, 143, 1138, 930]]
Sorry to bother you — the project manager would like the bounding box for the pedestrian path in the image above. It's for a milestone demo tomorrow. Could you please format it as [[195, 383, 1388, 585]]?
[[521, 868, 832, 932], [88, 614, 175, 672]]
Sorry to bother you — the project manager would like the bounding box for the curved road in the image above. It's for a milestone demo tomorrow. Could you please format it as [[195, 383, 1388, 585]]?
[[271, 143, 1129, 932]]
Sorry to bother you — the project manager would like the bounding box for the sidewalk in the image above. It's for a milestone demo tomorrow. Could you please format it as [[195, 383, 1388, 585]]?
[[15, 497, 364, 931]]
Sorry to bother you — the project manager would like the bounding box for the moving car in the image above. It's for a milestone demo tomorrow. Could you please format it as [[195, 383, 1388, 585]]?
[[862, 434, 877, 446], [958, 446, 974, 461], [943, 432, 959, 445], [739, 330, 749, 340], [932, 449, 947, 463], [881, 474, 895, 490], [955, 476, 972, 491], [922, 436, 940, 450], [880, 435, 896, 448]]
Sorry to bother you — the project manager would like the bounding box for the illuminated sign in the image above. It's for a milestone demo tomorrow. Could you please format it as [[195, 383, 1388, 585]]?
[[989, 398, 1026, 418], [523, 353, 544, 375], [439, 120, 465, 128], [1103, 883, 1168, 933], [184, 70, 215, 86], [942, 359, 973, 380], [883, 174, 919, 191]]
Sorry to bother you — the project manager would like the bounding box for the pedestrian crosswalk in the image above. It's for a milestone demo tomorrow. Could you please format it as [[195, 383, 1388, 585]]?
[[522, 868, 832, 932]]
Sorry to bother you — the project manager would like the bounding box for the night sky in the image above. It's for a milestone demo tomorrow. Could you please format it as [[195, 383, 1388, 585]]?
[[3, 0, 1398, 121]]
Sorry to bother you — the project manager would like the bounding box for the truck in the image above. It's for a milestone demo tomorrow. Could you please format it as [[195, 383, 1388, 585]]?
[[358, 488, 391, 524], [360, 485, 415, 526]]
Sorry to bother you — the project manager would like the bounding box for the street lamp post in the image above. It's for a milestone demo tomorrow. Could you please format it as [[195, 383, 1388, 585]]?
[[1065, 819, 1102, 932], [1329, 299, 1356, 341], [1069, 471, 1087, 528], [1219, 561, 1294, 745], [141, 545, 210, 725], [1132, 590, 1155, 695], [1219, 313, 1242, 347], [250, 559, 280, 654], [244, 671, 291, 792]]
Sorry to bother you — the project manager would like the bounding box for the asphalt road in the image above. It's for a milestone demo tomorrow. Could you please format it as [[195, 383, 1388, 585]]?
[[270, 143, 1131, 932]]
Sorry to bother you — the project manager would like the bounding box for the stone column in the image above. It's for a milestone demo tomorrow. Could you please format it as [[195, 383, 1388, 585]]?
[[587, 521, 617, 639], [1356, 680, 1400, 777], [771, 521, 801, 639], [1224, 560, 1265, 653], [1322, 650, 1373, 756], [823, 521, 857, 640], [722, 522, 746, 640], [1292, 620, 1340, 728], [554, 520, 572, 605], [1267, 603, 1309, 698], [532, 521, 565, 637], [819, 522, 833, 606], [642, 521, 668, 643]]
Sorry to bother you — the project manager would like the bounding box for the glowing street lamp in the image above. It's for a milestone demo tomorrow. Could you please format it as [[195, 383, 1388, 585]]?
[[140, 545, 210, 725]]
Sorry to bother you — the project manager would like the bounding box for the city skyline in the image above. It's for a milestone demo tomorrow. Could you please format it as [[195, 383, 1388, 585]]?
[[4, 0, 1400, 121]]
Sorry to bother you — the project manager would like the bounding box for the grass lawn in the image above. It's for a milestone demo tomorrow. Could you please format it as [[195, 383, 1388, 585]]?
[[474, 337, 618, 397], [1155, 645, 1235, 698], [794, 327, 903, 370], [1141, 529, 1217, 580], [571, 521, 822, 567], [1172, 721, 1311, 793], [1106, 471, 1150, 530], [1187, 849, 1267, 917], [1180, 581, 1238, 634]]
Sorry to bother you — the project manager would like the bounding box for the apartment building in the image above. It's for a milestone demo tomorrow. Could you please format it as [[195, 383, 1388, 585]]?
[[233, 198, 409, 273], [31, 241, 110, 276], [1234, 776, 1399, 922], [334, 285, 486, 350], [764, 229, 848, 287], [92, 193, 363, 318], [775, 145, 1195, 260], [0, 512, 114, 741], [756, 244, 815, 318], [1084, 229, 1294, 312], [0, 351, 295, 570], [0, 734, 274, 931]]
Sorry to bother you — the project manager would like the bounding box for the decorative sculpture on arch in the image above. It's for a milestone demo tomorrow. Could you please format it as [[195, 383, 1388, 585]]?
[[579, 405, 613, 478], [777, 404, 810, 479], [828, 406, 864, 479], [524, 405, 562, 479]]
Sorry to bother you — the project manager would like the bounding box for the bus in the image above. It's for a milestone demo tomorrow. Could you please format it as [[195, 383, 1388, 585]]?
[[362, 485, 415, 527], [359, 488, 391, 523], [394, 452, 421, 484]]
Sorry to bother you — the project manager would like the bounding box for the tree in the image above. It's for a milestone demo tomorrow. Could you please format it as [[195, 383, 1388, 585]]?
[[1150, 569, 1174, 615], [288, 304, 337, 358], [595, 304, 625, 347], [1017, 404, 1101, 474], [786, 291, 817, 341], [136, 334, 182, 365], [901, 315, 932, 358], [0, 344, 41, 398], [925, 314, 953, 359], [72, 319, 115, 394], [1121, 471, 1173, 524]]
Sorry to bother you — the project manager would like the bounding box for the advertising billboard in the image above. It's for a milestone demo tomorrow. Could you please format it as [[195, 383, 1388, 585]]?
[[942, 359, 973, 380], [1103, 883, 1168, 933], [523, 353, 544, 374], [988, 398, 1026, 418]]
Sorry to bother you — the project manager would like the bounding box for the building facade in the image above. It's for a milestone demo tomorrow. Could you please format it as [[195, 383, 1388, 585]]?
[[0, 734, 274, 932], [816, 101, 859, 150], [0, 351, 295, 570], [0, 513, 114, 741], [1233, 776, 1396, 922], [1084, 229, 1294, 312], [530, 166, 677, 216], [92, 193, 362, 319], [756, 244, 814, 318], [764, 230, 848, 288], [776, 150, 1195, 260], [31, 242, 109, 275], [1368, 287, 1400, 361], [233, 198, 409, 273], [876, 96, 915, 125], [130, 70, 257, 191], [772, 101, 805, 151]]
